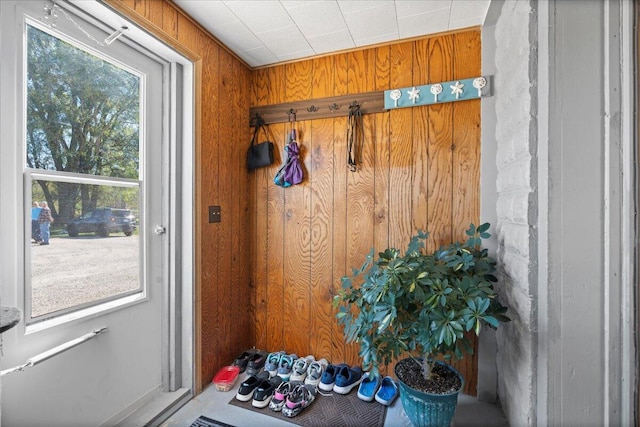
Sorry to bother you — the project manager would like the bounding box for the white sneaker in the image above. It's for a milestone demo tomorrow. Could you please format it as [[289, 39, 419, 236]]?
[[304, 358, 328, 387], [289, 355, 315, 382]]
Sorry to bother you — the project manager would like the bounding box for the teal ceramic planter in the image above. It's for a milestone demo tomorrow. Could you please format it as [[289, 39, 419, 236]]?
[[395, 360, 464, 427]]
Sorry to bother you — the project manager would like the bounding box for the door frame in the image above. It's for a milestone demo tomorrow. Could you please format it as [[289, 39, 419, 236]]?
[[0, 0, 195, 423]]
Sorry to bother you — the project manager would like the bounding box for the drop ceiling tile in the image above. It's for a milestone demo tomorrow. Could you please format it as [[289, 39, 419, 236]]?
[[449, 16, 485, 29], [395, 0, 452, 17], [281, 0, 327, 9], [398, 8, 450, 39], [307, 29, 355, 54], [276, 48, 316, 62], [173, 0, 238, 27], [344, 3, 398, 43], [354, 32, 400, 47], [257, 25, 312, 57], [337, 0, 394, 14], [285, 2, 348, 38], [223, 0, 294, 34], [238, 46, 279, 67], [450, 0, 490, 22], [211, 21, 263, 52]]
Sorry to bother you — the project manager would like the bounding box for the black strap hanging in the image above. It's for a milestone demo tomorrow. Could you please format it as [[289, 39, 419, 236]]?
[[346, 102, 364, 172]]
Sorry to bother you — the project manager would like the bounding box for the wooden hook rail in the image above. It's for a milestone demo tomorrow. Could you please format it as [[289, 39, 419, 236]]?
[[249, 90, 385, 126]]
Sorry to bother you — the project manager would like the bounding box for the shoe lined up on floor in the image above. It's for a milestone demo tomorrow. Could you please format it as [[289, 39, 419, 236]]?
[[235, 371, 270, 401], [374, 376, 399, 406], [233, 348, 267, 374], [245, 350, 268, 376], [333, 365, 363, 394], [276, 353, 298, 381], [289, 355, 315, 382], [268, 381, 293, 412], [282, 383, 317, 418], [304, 358, 328, 387], [318, 363, 347, 392], [357, 372, 382, 402], [251, 375, 282, 408], [264, 351, 285, 377]]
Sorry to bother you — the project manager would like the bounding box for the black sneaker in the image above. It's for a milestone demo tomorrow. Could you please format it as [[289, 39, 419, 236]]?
[[252, 375, 282, 408], [235, 371, 269, 402], [233, 350, 253, 373], [246, 350, 268, 376]]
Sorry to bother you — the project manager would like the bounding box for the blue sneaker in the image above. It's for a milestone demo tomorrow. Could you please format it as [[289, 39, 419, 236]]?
[[277, 354, 298, 381], [333, 365, 363, 394], [265, 351, 285, 377], [374, 376, 399, 406], [318, 363, 346, 392], [357, 372, 382, 401]]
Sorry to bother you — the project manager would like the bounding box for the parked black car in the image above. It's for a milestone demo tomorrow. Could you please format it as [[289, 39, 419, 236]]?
[[66, 208, 136, 237]]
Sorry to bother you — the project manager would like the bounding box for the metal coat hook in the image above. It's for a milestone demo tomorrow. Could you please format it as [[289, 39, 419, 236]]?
[[329, 103, 340, 112], [287, 109, 297, 122], [307, 105, 319, 112]]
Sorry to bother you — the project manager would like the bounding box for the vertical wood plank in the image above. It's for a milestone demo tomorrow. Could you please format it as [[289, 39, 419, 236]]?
[[427, 35, 455, 252], [331, 52, 349, 364], [389, 42, 414, 250], [373, 46, 391, 253], [198, 36, 221, 386], [412, 39, 430, 235], [309, 56, 335, 360], [252, 68, 270, 349], [266, 65, 287, 353], [343, 49, 377, 365], [452, 30, 481, 238], [282, 60, 313, 355]]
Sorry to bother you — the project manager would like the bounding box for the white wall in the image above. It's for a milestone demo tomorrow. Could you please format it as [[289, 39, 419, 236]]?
[[492, 1, 536, 425], [489, 0, 636, 425]]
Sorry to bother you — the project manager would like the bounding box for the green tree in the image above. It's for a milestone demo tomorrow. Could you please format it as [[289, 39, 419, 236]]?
[[26, 25, 140, 220]]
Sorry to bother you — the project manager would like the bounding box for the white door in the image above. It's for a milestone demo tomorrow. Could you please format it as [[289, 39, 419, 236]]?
[[0, 1, 187, 425]]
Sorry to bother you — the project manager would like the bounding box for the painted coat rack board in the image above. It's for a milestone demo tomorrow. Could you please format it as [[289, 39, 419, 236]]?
[[248, 76, 492, 126]]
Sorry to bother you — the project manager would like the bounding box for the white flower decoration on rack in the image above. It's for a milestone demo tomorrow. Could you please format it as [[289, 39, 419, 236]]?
[[390, 89, 402, 107], [473, 77, 487, 97], [430, 84, 443, 102], [407, 86, 420, 104], [450, 81, 464, 99]]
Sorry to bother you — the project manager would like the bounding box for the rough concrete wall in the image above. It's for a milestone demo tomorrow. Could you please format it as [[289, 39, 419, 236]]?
[[493, 1, 536, 425]]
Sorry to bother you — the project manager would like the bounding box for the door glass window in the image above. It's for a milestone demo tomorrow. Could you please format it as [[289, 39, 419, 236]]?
[[25, 22, 144, 324]]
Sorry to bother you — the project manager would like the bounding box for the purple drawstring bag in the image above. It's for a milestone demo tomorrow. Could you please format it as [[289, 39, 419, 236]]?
[[274, 129, 303, 187]]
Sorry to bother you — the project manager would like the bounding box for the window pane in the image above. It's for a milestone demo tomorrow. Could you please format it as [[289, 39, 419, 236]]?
[[26, 24, 140, 179], [30, 179, 140, 319]]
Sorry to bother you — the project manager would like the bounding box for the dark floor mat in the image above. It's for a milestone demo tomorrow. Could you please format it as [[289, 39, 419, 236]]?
[[228, 391, 386, 427], [190, 415, 236, 427]]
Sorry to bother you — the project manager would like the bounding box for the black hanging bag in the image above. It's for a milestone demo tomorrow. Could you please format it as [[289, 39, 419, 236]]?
[[247, 116, 274, 170]]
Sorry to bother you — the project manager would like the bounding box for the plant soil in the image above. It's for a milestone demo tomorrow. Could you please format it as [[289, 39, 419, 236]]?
[[395, 358, 462, 395]]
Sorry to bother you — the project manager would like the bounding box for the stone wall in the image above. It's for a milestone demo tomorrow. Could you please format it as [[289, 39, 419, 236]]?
[[492, 1, 536, 425]]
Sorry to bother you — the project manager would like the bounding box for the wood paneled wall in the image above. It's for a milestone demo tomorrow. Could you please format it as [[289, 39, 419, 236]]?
[[107, 0, 254, 392], [250, 30, 481, 395], [109, 0, 481, 397]]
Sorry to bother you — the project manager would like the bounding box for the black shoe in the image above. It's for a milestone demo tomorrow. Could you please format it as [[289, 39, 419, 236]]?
[[246, 350, 268, 376], [235, 371, 269, 402], [39, 242, 49, 245], [252, 376, 282, 408], [233, 350, 253, 373]]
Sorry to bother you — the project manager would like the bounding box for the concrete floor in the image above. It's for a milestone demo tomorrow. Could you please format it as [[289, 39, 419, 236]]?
[[160, 373, 509, 427]]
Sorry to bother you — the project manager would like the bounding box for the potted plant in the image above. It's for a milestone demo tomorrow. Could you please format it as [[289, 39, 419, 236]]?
[[334, 223, 509, 426]]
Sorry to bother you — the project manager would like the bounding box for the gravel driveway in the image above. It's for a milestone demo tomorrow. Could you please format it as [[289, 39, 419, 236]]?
[[30, 234, 139, 317]]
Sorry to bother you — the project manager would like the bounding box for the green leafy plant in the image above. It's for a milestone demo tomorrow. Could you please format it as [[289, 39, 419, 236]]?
[[334, 223, 509, 380]]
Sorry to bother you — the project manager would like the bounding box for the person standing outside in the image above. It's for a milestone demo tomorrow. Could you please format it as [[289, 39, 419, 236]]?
[[37, 201, 54, 245], [31, 201, 42, 243]]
